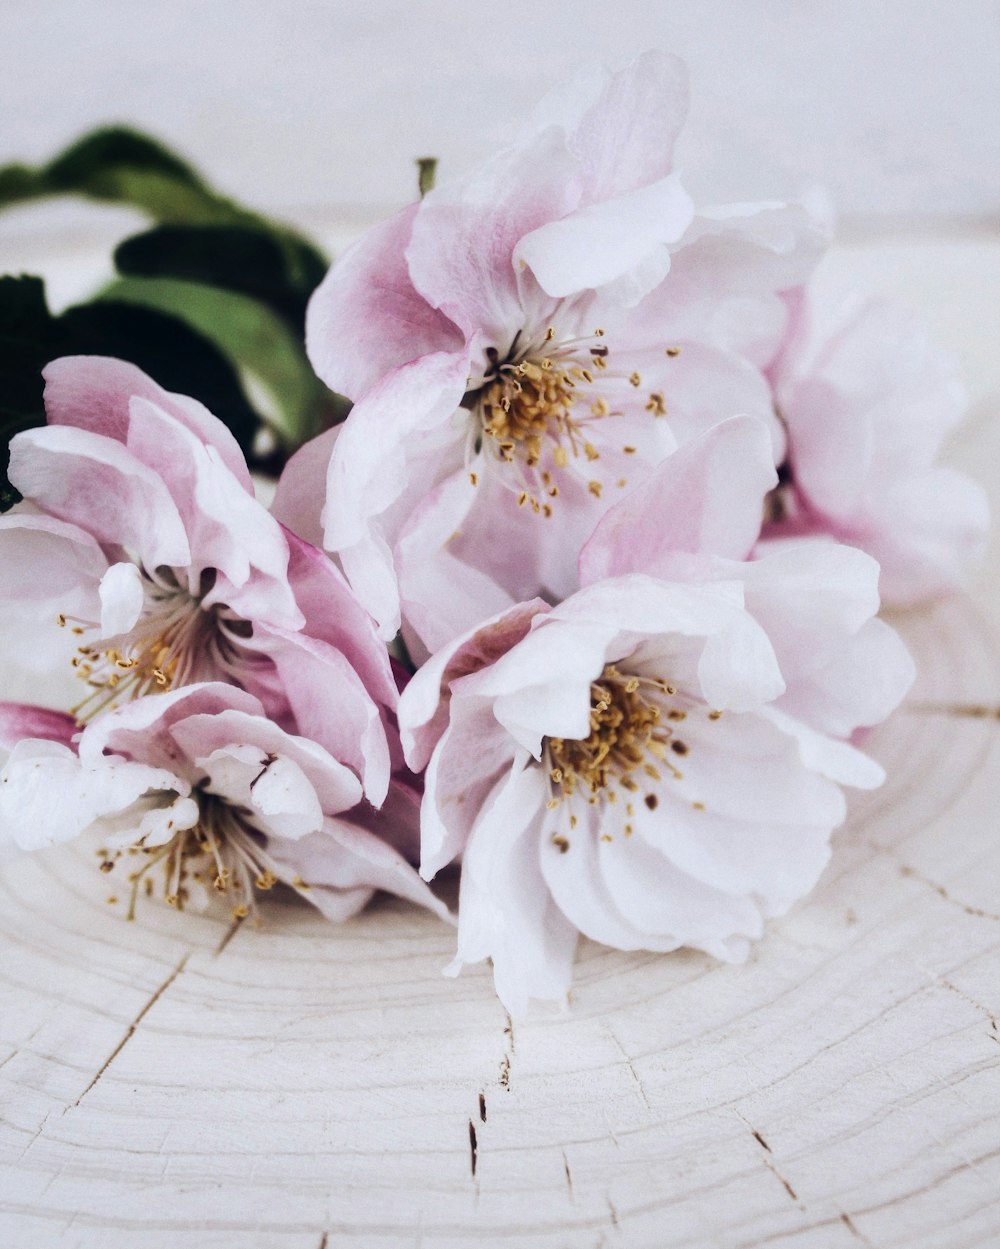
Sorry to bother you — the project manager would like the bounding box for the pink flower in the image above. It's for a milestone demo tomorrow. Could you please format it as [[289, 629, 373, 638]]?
[[0, 356, 396, 803], [398, 419, 914, 1013], [764, 293, 990, 605], [0, 684, 448, 924], [289, 52, 824, 656]]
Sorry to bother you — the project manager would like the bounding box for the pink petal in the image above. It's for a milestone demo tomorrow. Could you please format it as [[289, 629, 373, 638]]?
[[9, 425, 191, 570], [528, 50, 688, 200], [43, 356, 253, 491], [517, 174, 693, 302], [398, 598, 548, 773], [406, 126, 581, 342], [125, 396, 301, 627], [323, 349, 471, 554], [283, 529, 397, 709], [0, 702, 78, 751], [169, 704, 362, 817], [271, 426, 339, 548], [270, 816, 452, 923], [254, 625, 391, 806], [579, 416, 778, 583], [306, 205, 465, 400], [0, 511, 108, 600]]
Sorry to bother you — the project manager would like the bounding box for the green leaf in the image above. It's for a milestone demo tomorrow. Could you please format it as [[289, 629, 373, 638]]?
[[114, 224, 326, 330], [100, 276, 327, 445], [45, 128, 207, 191], [0, 126, 329, 325], [0, 276, 54, 509], [0, 273, 268, 509], [58, 300, 259, 454]]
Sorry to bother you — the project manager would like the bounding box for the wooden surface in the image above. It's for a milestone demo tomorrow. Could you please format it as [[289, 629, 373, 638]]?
[[1, 232, 999, 1247]]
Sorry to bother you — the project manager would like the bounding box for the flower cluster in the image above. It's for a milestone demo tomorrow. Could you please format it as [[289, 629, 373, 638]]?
[[0, 53, 987, 1012]]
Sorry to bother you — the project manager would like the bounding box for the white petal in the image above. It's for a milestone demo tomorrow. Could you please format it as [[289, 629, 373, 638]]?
[[98, 561, 145, 636], [517, 174, 693, 301]]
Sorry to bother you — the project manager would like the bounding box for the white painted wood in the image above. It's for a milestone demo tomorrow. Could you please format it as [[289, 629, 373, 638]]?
[[1, 234, 999, 1247]]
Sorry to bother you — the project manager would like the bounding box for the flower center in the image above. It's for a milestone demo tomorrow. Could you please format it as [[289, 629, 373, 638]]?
[[60, 567, 252, 724], [543, 664, 716, 850], [471, 327, 615, 513], [98, 782, 304, 923], [546, 665, 677, 801]]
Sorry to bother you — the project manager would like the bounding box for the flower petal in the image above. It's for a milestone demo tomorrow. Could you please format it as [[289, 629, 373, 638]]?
[[8, 425, 191, 570], [579, 416, 778, 583], [451, 758, 577, 1015], [517, 174, 693, 302], [43, 355, 253, 491], [306, 205, 465, 400], [0, 702, 78, 751], [99, 561, 145, 637]]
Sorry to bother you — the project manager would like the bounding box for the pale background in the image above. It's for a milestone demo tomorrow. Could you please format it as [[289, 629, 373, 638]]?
[[2, 5, 1000, 1248], [2, 0, 999, 227]]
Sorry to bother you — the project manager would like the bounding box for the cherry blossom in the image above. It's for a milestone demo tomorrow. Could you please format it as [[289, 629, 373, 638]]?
[[0, 356, 396, 802], [293, 51, 824, 656], [398, 420, 913, 1013], [0, 684, 448, 924], [764, 293, 989, 604]]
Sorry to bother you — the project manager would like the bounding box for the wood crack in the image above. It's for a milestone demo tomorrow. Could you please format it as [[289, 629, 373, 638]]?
[[562, 1149, 574, 1198], [214, 917, 243, 956], [607, 1025, 651, 1111], [498, 1012, 515, 1090], [840, 1211, 873, 1245], [740, 1116, 806, 1213], [899, 863, 1000, 923], [906, 701, 1000, 720], [70, 952, 190, 1108]]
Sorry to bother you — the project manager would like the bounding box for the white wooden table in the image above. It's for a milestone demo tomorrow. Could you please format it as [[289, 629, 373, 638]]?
[[0, 224, 998, 1248]]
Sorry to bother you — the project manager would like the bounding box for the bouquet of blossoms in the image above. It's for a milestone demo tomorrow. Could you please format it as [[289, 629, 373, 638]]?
[[0, 53, 988, 1014]]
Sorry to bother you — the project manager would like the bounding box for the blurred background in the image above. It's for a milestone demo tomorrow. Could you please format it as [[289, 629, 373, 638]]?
[[3, 0, 998, 228]]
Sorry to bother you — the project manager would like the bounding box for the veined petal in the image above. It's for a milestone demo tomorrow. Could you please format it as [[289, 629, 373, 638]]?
[[282, 530, 397, 709], [517, 174, 693, 301], [254, 625, 391, 807], [579, 416, 777, 583], [322, 349, 471, 554], [0, 703, 78, 751], [78, 682, 265, 772], [9, 425, 191, 570], [451, 759, 577, 1015], [527, 50, 689, 200], [399, 598, 548, 773], [126, 396, 300, 627], [306, 204, 464, 400], [43, 355, 253, 491], [406, 126, 582, 342]]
